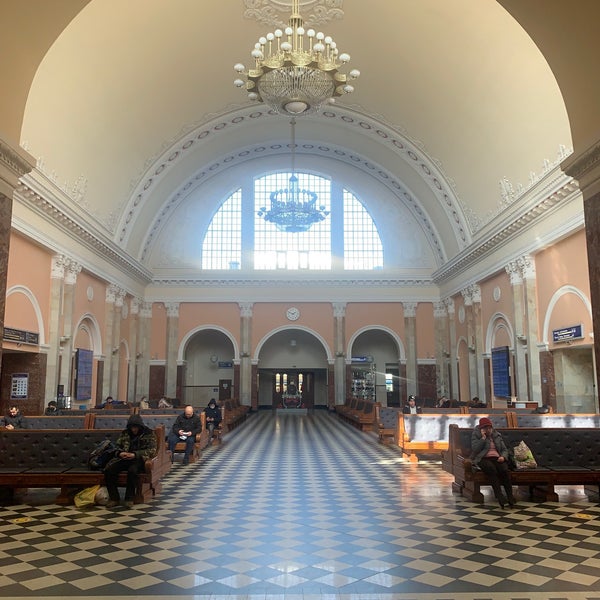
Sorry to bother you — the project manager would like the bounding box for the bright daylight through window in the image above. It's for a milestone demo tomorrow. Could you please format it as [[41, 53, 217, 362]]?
[[202, 173, 383, 271]]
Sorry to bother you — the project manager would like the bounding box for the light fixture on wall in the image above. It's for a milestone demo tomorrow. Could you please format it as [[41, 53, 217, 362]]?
[[234, 0, 359, 116], [290, 339, 297, 347], [210, 354, 219, 364], [257, 118, 329, 232]]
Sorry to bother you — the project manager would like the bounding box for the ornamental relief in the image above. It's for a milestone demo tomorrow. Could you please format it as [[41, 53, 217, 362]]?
[[243, 0, 344, 27]]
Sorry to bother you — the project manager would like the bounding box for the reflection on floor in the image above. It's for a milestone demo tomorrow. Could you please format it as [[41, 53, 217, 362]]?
[[2, 410, 600, 600]]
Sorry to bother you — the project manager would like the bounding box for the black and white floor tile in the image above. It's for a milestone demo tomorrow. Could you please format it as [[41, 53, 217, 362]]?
[[2, 410, 600, 600]]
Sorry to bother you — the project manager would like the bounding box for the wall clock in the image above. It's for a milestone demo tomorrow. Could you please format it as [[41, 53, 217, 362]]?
[[286, 307, 300, 321]]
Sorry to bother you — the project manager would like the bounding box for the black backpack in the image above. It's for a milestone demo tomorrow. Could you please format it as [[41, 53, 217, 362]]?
[[88, 439, 118, 470]]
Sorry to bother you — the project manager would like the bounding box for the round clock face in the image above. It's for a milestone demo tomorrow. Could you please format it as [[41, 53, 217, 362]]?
[[286, 307, 300, 321]]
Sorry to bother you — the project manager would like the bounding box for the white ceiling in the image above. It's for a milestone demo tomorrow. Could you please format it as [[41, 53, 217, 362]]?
[[14, 0, 573, 289]]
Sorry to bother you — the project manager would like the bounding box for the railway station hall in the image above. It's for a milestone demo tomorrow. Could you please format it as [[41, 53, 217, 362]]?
[[2, 1, 600, 599]]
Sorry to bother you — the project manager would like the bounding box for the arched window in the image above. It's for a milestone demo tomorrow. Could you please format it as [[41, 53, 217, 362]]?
[[202, 173, 383, 271]]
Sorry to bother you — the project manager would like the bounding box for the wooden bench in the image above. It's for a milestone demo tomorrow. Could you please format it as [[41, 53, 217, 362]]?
[[397, 412, 511, 462], [25, 414, 94, 429], [0, 425, 169, 506], [92, 412, 209, 463], [446, 424, 600, 503], [338, 399, 378, 431], [222, 399, 248, 432], [374, 405, 399, 445]]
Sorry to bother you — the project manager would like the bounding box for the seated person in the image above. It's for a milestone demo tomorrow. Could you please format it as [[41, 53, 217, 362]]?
[[139, 396, 150, 410], [103, 414, 157, 508], [167, 405, 202, 465], [436, 396, 451, 408], [158, 396, 172, 408], [204, 398, 222, 439], [470, 396, 486, 408], [1, 405, 28, 429], [44, 400, 62, 415], [403, 395, 422, 414]]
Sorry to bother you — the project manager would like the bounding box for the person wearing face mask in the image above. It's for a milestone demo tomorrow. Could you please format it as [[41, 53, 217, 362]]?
[[204, 398, 222, 440]]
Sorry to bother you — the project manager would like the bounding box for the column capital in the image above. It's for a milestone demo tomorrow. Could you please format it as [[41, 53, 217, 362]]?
[[444, 297, 455, 315], [165, 302, 180, 318], [461, 283, 481, 305], [106, 284, 126, 304], [332, 302, 346, 318], [433, 301, 446, 318], [239, 302, 253, 317], [505, 260, 523, 285], [140, 301, 153, 318], [64, 259, 82, 285], [130, 297, 141, 315], [518, 254, 536, 279], [50, 254, 67, 279], [403, 302, 417, 318]]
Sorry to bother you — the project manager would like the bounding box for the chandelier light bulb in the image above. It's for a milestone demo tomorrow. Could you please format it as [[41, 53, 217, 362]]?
[[274, 29, 283, 37], [234, 63, 245, 73], [307, 29, 315, 37], [316, 31, 324, 40], [313, 42, 324, 53], [234, 79, 245, 87], [339, 53, 350, 63], [251, 49, 263, 59], [259, 36, 267, 45], [297, 26, 305, 35], [267, 32, 275, 40], [285, 26, 293, 35], [349, 69, 360, 79]]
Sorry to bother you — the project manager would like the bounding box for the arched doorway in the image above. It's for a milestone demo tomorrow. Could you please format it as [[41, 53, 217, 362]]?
[[256, 328, 329, 409]]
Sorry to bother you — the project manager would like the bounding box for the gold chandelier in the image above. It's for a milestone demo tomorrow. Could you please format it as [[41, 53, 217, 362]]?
[[234, 0, 360, 116]]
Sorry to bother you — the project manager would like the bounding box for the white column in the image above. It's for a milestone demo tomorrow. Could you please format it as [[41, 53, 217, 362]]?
[[45, 255, 66, 404], [520, 255, 542, 403], [506, 260, 527, 400], [239, 302, 253, 405], [333, 302, 347, 406], [433, 301, 449, 397], [164, 302, 180, 398], [403, 302, 418, 397], [445, 298, 459, 402], [58, 259, 82, 396]]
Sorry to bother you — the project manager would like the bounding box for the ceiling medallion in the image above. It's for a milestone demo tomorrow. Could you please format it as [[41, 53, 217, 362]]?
[[244, 0, 344, 28]]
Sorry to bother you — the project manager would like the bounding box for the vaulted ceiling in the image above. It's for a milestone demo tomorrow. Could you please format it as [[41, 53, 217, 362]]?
[[2, 0, 598, 298]]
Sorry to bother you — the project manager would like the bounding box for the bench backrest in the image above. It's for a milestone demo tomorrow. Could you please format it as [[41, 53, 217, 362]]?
[[513, 413, 600, 428], [0, 429, 120, 470], [449, 425, 600, 469], [400, 413, 510, 443], [378, 406, 400, 429], [26, 415, 91, 429]]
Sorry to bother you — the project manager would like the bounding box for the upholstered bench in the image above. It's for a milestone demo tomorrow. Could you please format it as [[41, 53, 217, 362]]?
[[0, 425, 168, 505], [447, 425, 600, 503], [398, 413, 510, 462]]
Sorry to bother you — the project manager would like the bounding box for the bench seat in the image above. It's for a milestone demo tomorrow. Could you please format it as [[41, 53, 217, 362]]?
[[447, 425, 600, 503], [0, 426, 169, 506]]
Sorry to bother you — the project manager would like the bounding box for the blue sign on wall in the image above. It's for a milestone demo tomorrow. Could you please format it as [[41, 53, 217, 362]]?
[[552, 324, 583, 343]]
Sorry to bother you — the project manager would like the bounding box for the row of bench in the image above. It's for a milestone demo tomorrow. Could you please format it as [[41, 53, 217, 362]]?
[[0, 425, 171, 506], [443, 424, 600, 503], [373, 409, 600, 461], [0, 401, 251, 506]]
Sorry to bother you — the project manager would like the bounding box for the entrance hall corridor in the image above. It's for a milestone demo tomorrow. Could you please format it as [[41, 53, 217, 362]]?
[[2, 411, 600, 599]]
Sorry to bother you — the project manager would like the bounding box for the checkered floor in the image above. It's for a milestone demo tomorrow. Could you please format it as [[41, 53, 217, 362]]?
[[2, 410, 600, 600]]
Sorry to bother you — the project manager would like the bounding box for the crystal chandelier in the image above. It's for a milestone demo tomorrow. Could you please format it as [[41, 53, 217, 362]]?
[[257, 118, 329, 232], [234, 0, 360, 116]]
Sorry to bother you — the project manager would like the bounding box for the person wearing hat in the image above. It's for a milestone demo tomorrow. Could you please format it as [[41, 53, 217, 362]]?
[[403, 395, 422, 414], [103, 414, 157, 508], [471, 417, 516, 508]]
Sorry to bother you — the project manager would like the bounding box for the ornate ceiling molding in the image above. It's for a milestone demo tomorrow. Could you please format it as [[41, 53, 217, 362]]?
[[14, 176, 153, 285], [243, 0, 344, 27], [433, 169, 580, 284], [122, 105, 465, 264], [0, 137, 35, 198]]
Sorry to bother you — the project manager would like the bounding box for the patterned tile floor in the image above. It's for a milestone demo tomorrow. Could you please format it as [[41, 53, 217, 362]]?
[[2, 410, 600, 600]]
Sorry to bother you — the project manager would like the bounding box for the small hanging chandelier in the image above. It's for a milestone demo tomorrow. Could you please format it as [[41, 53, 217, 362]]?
[[257, 118, 329, 232], [234, 0, 360, 116]]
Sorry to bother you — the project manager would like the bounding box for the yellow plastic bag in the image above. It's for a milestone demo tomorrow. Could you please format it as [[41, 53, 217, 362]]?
[[74, 484, 101, 508]]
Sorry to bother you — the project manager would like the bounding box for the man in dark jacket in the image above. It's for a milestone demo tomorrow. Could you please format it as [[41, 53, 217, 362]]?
[[168, 405, 202, 465], [2, 405, 28, 429], [104, 414, 157, 508], [402, 395, 422, 414]]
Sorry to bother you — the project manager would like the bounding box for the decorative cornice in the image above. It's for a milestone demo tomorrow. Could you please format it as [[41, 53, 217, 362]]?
[[14, 177, 153, 285], [433, 170, 579, 284], [151, 277, 433, 287], [562, 139, 600, 185], [0, 137, 35, 195]]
